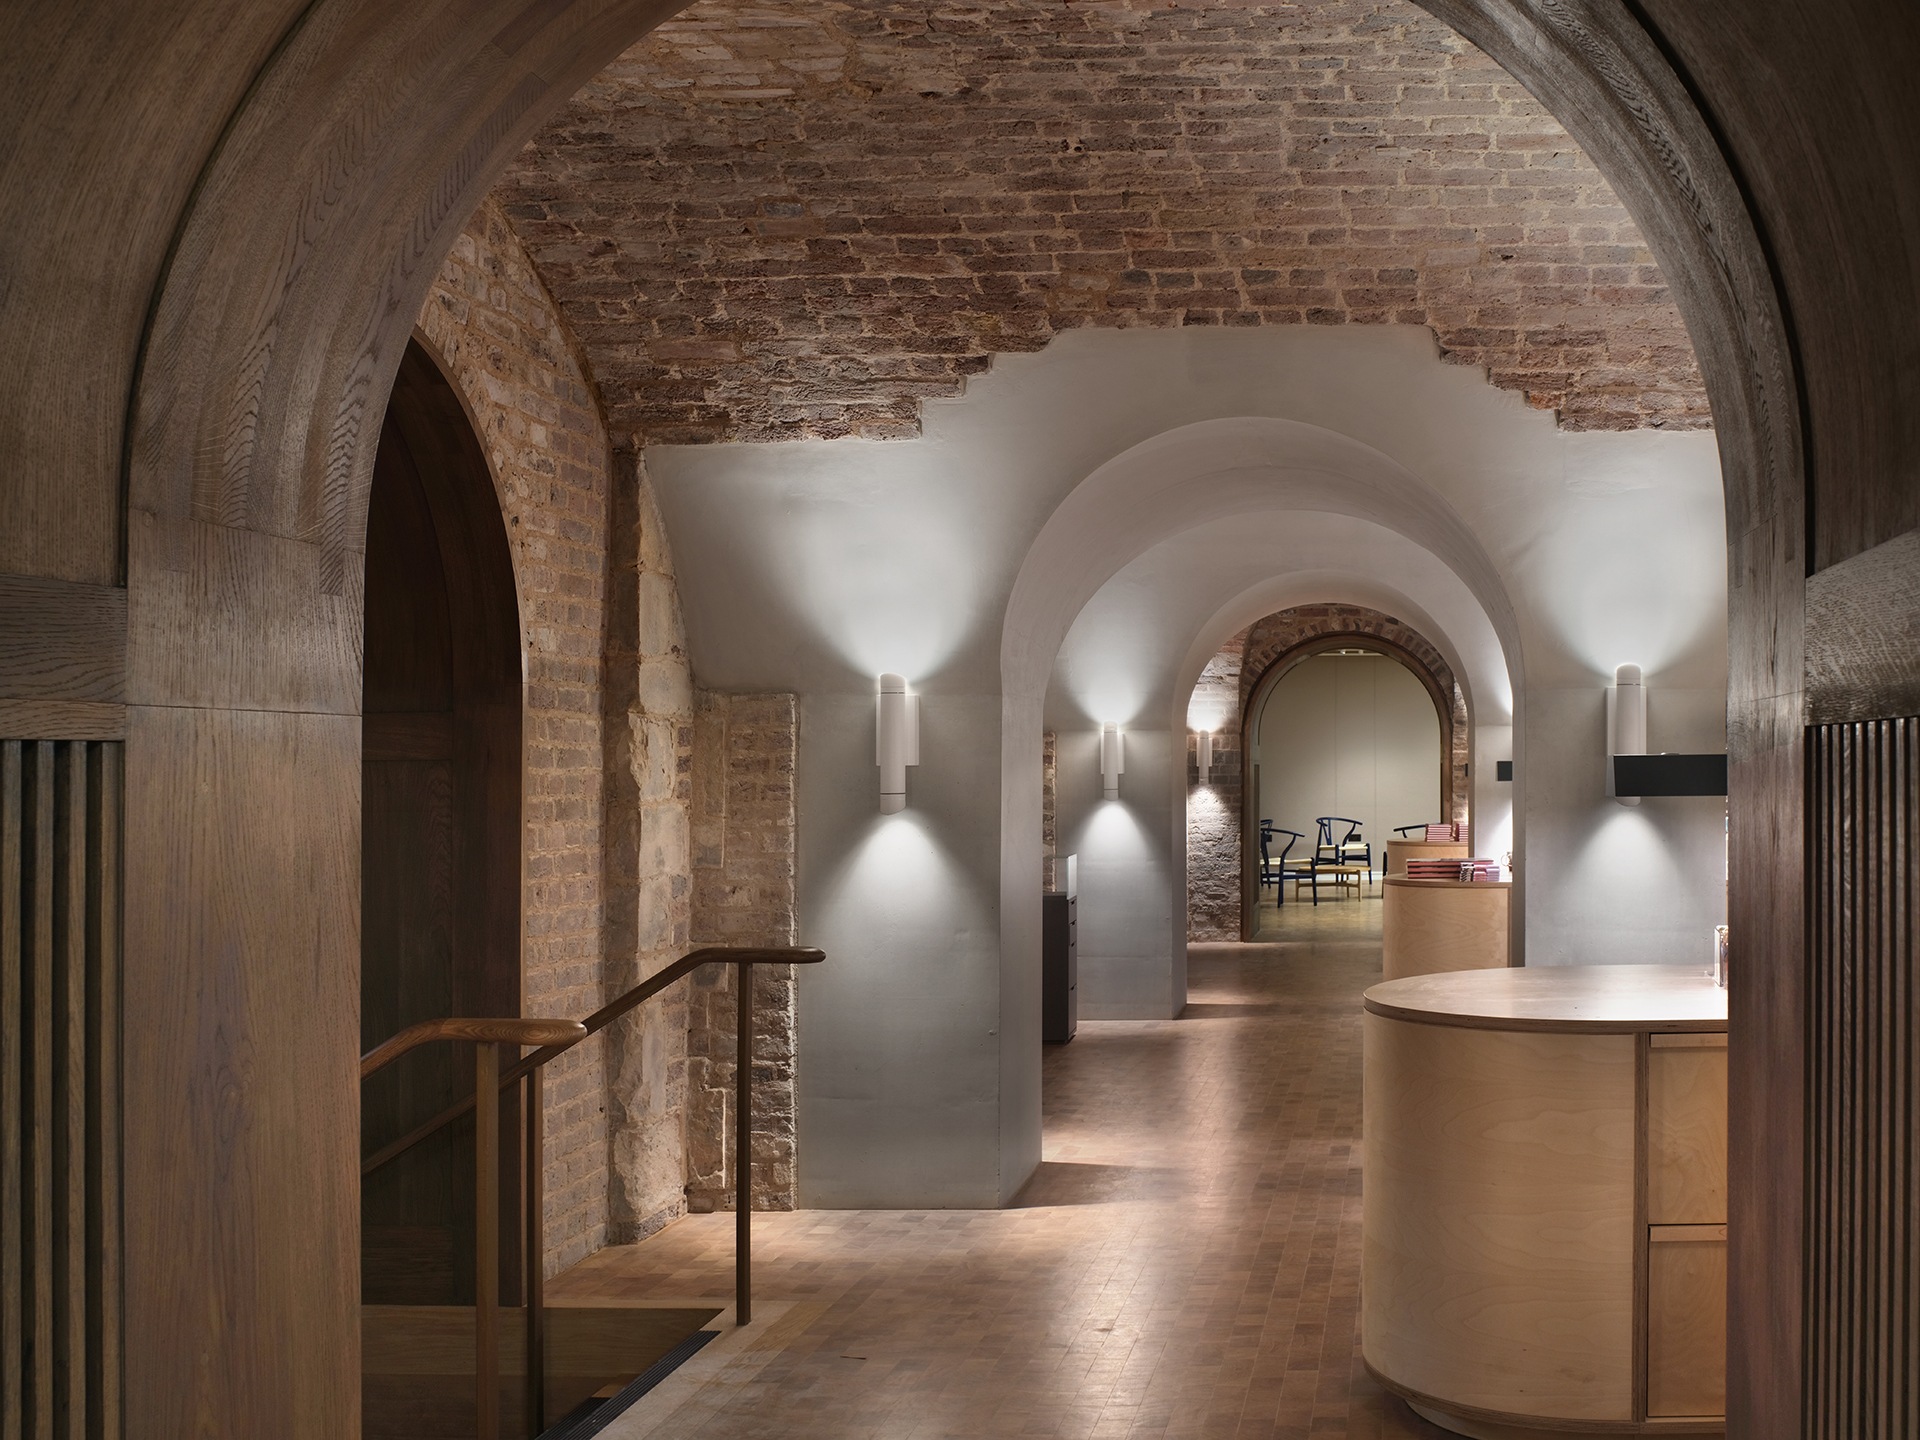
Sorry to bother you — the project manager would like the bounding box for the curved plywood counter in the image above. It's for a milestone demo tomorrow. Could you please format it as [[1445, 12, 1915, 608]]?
[[1384, 837, 1469, 877], [1363, 965, 1728, 1439], [1380, 877, 1510, 981]]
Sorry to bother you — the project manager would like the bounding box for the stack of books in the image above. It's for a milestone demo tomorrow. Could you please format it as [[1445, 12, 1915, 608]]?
[[1405, 857, 1503, 882], [1423, 821, 1462, 842]]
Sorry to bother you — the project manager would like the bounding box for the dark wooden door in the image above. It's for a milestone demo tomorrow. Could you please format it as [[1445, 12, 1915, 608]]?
[[360, 341, 524, 1306]]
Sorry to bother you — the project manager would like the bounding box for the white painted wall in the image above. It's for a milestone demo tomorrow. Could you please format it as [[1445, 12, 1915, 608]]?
[[1256, 654, 1443, 854], [649, 325, 1727, 1208]]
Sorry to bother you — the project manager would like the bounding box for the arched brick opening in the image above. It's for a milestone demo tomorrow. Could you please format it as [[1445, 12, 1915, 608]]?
[[1184, 603, 1469, 941]]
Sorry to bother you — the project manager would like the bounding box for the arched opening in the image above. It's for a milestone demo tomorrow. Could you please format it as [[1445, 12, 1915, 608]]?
[[358, 339, 526, 1308], [58, 0, 1824, 1428], [1230, 615, 1471, 940], [1241, 638, 1452, 938]]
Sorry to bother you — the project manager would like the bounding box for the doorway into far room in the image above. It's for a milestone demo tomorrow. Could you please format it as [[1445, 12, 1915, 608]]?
[[1248, 648, 1444, 940]]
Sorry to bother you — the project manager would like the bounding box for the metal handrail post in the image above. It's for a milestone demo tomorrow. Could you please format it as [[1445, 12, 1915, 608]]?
[[735, 962, 752, 1326], [474, 1041, 501, 1440], [525, 1064, 545, 1437]]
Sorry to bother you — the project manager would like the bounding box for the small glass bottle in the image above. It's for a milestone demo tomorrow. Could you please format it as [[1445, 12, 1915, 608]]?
[[1713, 925, 1729, 988]]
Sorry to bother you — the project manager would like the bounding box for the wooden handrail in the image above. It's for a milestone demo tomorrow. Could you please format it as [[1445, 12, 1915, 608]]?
[[361, 945, 824, 1177], [360, 1016, 586, 1079], [357, 944, 823, 1437]]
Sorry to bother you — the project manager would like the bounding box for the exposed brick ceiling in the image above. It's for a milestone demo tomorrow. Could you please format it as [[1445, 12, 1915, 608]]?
[[499, 0, 1711, 443]]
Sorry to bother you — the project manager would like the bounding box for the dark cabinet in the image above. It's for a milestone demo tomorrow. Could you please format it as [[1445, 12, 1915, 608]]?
[[1043, 890, 1077, 1044]]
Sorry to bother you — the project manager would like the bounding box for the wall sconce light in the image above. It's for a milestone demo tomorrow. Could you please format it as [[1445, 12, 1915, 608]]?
[[876, 673, 919, 814], [1194, 729, 1214, 784], [1606, 662, 1645, 807], [1100, 721, 1125, 800]]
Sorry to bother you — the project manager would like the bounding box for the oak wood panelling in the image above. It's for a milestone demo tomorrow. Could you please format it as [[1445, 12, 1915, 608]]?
[[2, 740, 122, 1440], [1805, 529, 1920, 727], [0, 705, 125, 745], [120, 705, 360, 1440], [123, 513, 364, 714], [0, 577, 126, 704], [0, 4, 310, 586], [1806, 718, 1918, 1440], [1631, 2, 1920, 573]]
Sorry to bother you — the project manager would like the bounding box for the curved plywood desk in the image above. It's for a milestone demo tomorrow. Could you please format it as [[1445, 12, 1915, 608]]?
[[1363, 965, 1728, 1439], [1380, 877, 1510, 980], [1384, 837, 1469, 877]]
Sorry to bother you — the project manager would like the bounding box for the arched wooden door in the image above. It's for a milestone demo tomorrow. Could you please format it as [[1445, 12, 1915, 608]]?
[[360, 339, 525, 1306]]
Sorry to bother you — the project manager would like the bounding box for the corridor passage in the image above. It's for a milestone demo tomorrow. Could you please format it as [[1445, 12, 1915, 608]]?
[[565, 906, 1445, 1438]]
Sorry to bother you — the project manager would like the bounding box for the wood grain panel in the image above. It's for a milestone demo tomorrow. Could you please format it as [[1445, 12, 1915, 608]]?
[[1, 740, 123, 1440], [1646, 1039, 1729, 1226], [1380, 879, 1510, 981], [1647, 1227, 1728, 1420], [1363, 1014, 1637, 1421], [121, 706, 360, 1440], [1805, 529, 1920, 726], [124, 513, 364, 714], [1806, 718, 1917, 1440], [0, 578, 126, 704], [0, 705, 126, 744]]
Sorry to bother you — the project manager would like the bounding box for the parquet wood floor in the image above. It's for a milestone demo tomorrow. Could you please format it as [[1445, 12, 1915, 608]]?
[[558, 905, 1446, 1438]]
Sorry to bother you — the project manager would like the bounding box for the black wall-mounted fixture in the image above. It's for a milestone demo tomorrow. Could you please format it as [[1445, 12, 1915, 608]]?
[[1495, 760, 1513, 782], [1611, 753, 1728, 797]]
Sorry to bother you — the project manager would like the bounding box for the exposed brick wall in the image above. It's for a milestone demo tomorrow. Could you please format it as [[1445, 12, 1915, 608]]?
[[1042, 730, 1058, 890], [1185, 604, 1467, 938], [498, 0, 1707, 443], [417, 198, 620, 1273], [688, 692, 799, 1211], [1187, 636, 1244, 939]]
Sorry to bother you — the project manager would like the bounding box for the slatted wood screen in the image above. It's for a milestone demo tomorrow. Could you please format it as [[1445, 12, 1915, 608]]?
[[2, 740, 121, 1440], [1806, 717, 1919, 1438]]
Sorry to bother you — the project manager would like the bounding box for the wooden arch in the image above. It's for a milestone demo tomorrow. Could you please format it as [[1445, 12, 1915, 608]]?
[[0, 1, 1815, 1434]]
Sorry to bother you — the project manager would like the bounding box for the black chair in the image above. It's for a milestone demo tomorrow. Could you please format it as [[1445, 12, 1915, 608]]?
[[1315, 815, 1373, 886], [1392, 823, 1427, 838], [1263, 823, 1320, 905]]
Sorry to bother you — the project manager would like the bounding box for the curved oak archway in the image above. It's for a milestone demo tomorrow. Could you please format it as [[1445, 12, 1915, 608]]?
[[0, 2, 1809, 1435]]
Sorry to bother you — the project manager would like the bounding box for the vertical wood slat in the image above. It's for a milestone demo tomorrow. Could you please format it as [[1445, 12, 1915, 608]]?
[[55, 746, 86, 1438], [1806, 718, 1918, 1440], [3, 743, 23, 1440], [31, 742, 55, 1440], [2, 741, 122, 1440], [86, 744, 119, 1440]]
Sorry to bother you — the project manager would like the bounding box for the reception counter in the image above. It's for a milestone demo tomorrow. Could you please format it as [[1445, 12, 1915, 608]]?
[[1363, 965, 1728, 1438], [1380, 876, 1510, 980]]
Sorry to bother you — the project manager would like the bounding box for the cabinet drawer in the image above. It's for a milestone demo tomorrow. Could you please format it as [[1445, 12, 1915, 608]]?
[[1646, 1224, 1726, 1419], [1646, 1034, 1727, 1224]]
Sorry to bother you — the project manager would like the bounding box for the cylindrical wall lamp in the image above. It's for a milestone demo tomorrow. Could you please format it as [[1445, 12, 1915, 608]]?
[[1606, 662, 1645, 807], [876, 673, 920, 814], [1100, 721, 1125, 800], [1194, 729, 1213, 784]]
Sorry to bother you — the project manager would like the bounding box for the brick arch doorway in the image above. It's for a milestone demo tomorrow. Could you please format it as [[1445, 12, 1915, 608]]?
[[1220, 606, 1468, 940], [359, 338, 528, 1309]]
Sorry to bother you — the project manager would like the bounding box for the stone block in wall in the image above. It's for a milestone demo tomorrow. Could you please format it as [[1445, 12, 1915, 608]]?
[[687, 690, 799, 1212]]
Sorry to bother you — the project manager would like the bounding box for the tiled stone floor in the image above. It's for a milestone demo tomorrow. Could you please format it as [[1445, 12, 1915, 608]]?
[[556, 901, 1445, 1437]]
